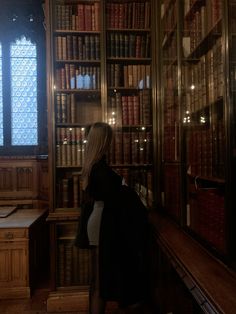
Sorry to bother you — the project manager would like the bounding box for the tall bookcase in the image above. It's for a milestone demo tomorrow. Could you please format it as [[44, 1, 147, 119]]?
[[105, 0, 153, 207], [159, 0, 236, 263], [45, 0, 154, 311]]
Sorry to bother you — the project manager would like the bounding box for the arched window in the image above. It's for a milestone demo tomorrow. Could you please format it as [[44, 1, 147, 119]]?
[[11, 36, 38, 146], [0, 44, 3, 146], [0, 0, 46, 155]]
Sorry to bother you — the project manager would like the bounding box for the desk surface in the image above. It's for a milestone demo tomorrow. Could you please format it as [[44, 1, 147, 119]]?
[[0, 208, 48, 228]]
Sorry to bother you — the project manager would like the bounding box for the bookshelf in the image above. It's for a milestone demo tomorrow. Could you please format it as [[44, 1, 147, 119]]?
[[45, 0, 103, 310], [106, 0, 153, 208], [45, 0, 154, 311], [159, 0, 235, 262]]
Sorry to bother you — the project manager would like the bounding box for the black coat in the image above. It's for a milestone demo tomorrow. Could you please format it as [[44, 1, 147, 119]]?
[[80, 156, 149, 306]]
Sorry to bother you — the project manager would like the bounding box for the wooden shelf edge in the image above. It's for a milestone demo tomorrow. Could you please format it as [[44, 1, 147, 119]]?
[[149, 211, 236, 314], [47, 210, 80, 222], [47, 287, 89, 313]]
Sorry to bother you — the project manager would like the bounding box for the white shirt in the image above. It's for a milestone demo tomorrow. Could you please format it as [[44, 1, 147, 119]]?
[[87, 200, 104, 246]]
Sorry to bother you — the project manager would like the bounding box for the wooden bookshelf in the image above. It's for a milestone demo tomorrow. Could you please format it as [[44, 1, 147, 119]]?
[[45, 0, 155, 311]]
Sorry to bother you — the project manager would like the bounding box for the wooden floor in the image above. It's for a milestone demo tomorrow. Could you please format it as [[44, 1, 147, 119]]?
[[0, 288, 155, 314]]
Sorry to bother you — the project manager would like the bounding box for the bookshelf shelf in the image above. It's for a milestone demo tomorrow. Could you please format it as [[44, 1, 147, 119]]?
[[56, 60, 101, 63], [187, 173, 225, 186], [184, 0, 205, 21], [54, 30, 100, 34], [107, 57, 151, 62], [56, 89, 100, 93], [106, 28, 151, 33], [187, 19, 222, 59]]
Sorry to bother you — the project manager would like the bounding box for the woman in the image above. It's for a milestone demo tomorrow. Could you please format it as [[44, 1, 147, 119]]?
[[78, 122, 149, 314]]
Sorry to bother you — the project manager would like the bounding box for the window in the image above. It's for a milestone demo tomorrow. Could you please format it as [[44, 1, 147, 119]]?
[[0, 44, 3, 146], [0, 0, 46, 155], [11, 36, 38, 146]]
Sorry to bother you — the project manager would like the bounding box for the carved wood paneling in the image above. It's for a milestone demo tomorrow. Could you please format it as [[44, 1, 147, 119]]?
[[0, 168, 13, 191], [0, 157, 48, 209], [16, 167, 33, 191]]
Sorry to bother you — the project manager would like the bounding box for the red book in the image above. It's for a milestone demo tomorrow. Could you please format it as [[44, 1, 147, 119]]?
[[121, 96, 128, 125], [123, 131, 131, 164]]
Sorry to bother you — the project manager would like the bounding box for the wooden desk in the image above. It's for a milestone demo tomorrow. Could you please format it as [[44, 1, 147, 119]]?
[[0, 208, 48, 299]]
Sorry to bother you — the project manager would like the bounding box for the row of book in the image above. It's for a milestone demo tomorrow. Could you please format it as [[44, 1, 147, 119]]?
[[183, 40, 223, 112], [55, 3, 100, 31], [56, 93, 76, 124], [163, 164, 181, 219], [164, 40, 223, 117], [56, 127, 86, 167], [163, 125, 179, 162], [57, 240, 92, 286], [107, 33, 150, 58], [108, 90, 151, 126], [55, 90, 151, 126], [107, 64, 151, 89], [186, 125, 225, 179], [110, 130, 152, 166], [185, 0, 222, 55], [161, 1, 177, 33], [55, 35, 100, 61], [55, 65, 100, 90], [188, 187, 225, 253], [56, 127, 152, 168], [230, 7, 236, 33], [57, 172, 82, 208], [55, 63, 151, 91], [106, 2, 150, 30], [56, 168, 152, 209], [115, 167, 153, 208], [162, 32, 177, 59]]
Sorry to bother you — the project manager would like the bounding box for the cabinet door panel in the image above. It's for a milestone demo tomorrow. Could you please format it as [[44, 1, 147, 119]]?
[[11, 246, 28, 284], [0, 249, 10, 282]]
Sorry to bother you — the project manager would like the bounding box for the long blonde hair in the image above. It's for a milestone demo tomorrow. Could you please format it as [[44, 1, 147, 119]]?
[[81, 122, 113, 190]]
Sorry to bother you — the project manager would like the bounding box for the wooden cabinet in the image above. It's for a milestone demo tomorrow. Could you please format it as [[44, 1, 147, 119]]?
[[0, 156, 48, 209], [0, 208, 48, 299], [45, 0, 155, 311]]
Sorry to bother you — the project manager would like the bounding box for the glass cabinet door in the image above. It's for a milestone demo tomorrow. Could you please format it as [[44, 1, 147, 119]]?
[[182, 0, 226, 254], [160, 0, 182, 219]]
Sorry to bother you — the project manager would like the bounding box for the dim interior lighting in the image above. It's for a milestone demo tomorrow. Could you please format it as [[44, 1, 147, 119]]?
[[29, 15, 34, 22], [190, 84, 195, 90], [12, 14, 18, 22], [141, 126, 146, 130], [200, 116, 206, 123], [63, 137, 67, 144], [183, 110, 191, 123]]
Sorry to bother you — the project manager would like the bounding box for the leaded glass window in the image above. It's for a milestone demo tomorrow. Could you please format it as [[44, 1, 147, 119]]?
[[0, 44, 3, 146], [10, 36, 38, 146]]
